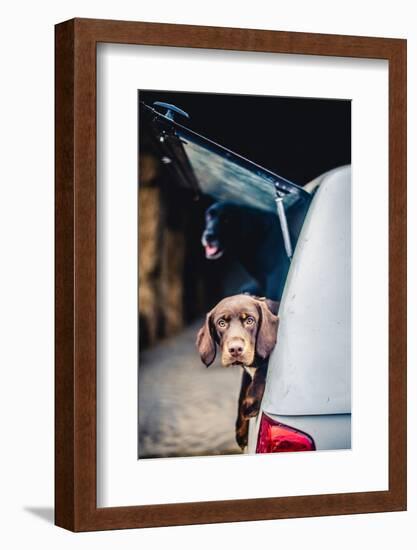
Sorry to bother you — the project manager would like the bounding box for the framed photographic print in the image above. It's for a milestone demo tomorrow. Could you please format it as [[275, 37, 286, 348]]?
[[55, 18, 407, 531]]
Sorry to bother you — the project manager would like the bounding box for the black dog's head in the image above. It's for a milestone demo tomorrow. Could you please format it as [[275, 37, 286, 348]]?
[[201, 202, 233, 260]]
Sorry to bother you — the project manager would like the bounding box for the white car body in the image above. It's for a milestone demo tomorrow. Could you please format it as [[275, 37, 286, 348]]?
[[248, 165, 352, 453]]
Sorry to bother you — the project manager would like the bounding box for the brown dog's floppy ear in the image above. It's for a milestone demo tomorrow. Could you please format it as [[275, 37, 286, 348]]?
[[196, 312, 216, 367], [255, 300, 279, 359]]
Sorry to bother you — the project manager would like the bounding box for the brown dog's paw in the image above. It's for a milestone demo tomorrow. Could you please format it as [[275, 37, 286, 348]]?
[[235, 416, 249, 450], [236, 426, 248, 450], [242, 397, 260, 419]]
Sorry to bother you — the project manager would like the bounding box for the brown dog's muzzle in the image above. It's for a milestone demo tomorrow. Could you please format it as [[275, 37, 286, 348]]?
[[221, 322, 255, 367], [227, 338, 244, 358]]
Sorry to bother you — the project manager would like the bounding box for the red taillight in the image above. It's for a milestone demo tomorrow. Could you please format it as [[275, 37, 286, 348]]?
[[256, 413, 316, 453]]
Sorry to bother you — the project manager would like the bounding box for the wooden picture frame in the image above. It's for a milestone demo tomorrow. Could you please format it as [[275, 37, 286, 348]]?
[[55, 18, 407, 532]]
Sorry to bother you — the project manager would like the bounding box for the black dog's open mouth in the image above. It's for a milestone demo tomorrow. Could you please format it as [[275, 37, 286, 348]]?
[[202, 235, 224, 260], [205, 243, 223, 260]]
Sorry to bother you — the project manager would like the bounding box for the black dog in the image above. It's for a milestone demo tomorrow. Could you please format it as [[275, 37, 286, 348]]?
[[201, 201, 289, 301]]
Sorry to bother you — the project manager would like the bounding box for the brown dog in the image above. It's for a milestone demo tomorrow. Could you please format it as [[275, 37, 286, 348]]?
[[196, 294, 279, 449]]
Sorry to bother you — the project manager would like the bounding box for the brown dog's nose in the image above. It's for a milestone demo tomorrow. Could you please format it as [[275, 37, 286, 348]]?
[[228, 342, 244, 357]]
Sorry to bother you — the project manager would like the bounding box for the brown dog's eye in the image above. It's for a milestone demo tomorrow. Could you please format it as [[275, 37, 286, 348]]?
[[217, 319, 227, 328], [245, 316, 255, 326]]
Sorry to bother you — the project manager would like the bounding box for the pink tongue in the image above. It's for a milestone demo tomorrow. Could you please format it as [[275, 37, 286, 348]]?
[[205, 244, 218, 256]]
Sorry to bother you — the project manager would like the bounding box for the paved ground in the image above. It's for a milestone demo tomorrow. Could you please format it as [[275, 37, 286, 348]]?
[[138, 319, 243, 458]]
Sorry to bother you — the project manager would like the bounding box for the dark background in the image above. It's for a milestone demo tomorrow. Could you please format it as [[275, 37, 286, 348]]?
[[140, 90, 351, 185]]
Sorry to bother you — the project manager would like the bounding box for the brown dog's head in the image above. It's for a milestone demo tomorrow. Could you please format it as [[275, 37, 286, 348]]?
[[196, 295, 279, 367]]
